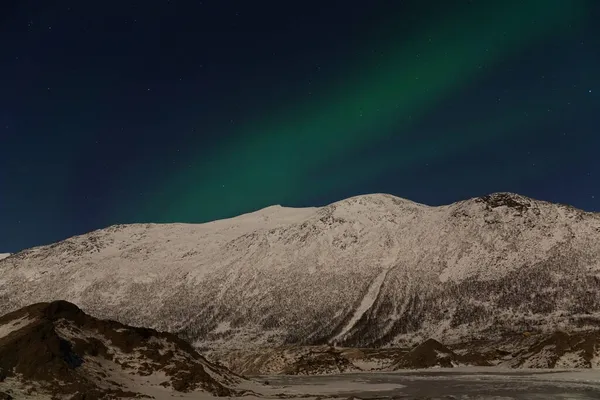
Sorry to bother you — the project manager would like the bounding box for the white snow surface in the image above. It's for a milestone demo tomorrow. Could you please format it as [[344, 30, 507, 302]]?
[[0, 315, 35, 339], [1, 192, 600, 349], [0, 253, 10, 261]]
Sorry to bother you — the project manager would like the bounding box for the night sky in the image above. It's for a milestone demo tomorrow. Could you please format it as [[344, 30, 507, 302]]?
[[1, 0, 598, 252]]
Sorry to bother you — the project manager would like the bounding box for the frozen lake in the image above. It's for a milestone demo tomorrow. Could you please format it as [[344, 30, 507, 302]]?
[[256, 368, 600, 399]]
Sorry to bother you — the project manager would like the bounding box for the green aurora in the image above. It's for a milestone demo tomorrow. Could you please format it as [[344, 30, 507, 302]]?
[[126, 0, 586, 222]]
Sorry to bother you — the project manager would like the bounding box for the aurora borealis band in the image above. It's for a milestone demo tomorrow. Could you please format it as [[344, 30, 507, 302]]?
[[1, 0, 599, 251]]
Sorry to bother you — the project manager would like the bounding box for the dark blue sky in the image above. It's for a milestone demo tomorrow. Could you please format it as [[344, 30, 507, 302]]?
[[1, 0, 599, 252]]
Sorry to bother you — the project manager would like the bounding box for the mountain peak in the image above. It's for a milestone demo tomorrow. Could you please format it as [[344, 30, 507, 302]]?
[[0, 300, 84, 329], [473, 192, 537, 212], [328, 193, 425, 212], [23, 300, 83, 321]]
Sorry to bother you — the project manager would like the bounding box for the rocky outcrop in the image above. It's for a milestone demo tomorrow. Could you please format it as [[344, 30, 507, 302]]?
[[391, 339, 462, 369]]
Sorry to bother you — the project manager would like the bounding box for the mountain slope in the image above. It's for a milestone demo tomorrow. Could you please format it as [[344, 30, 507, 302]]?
[[0, 300, 247, 399], [1, 192, 600, 350]]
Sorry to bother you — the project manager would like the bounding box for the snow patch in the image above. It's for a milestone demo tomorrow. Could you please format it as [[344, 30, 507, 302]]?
[[0, 316, 35, 339], [555, 351, 587, 369], [333, 266, 391, 342], [591, 349, 600, 369], [213, 321, 231, 334]]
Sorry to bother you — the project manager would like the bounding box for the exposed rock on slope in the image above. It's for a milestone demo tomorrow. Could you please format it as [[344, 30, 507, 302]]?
[[391, 339, 461, 369], [500, 331, 600, 369], [209, 330, 600, 376], [207, 346, 407, 376], [1, 192, 600, 350], [281, 347, 360, 375], [0, 301, 246, 399], [406, 331, 600, 370]]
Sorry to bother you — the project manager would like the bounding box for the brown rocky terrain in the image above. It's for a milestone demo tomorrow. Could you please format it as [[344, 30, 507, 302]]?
[[461, 330, 600, 369], [206, 345, 409, 376], [0, 301, 249, 399], [208, 331, 600, 376], [281, 347, 361, 375], [391, 339, 463, 369]]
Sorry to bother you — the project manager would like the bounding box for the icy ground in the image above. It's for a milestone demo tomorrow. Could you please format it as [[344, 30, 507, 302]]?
[[258, 368, 600, 399], [3, 368, 600, 399]]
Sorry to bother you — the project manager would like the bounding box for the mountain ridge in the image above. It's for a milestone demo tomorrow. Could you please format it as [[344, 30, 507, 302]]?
[[2, 192, 596, 254], [1, 192, 599, 351]]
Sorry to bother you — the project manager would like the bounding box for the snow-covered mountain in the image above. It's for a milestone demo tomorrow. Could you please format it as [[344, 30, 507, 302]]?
[[1, 192, 599, 350], [0, 253, 10, 261]]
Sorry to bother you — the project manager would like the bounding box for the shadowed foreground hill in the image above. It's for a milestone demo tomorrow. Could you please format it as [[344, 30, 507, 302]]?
[[1, 192, 600, 350], [0, 301, 248, 399]]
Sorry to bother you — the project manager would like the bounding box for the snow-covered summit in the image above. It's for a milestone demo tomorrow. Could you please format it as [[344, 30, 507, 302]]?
[[0, 192, 599, 349]]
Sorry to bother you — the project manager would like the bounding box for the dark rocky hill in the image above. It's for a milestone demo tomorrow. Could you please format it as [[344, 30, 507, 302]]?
[[0, 301, 248, 399]]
